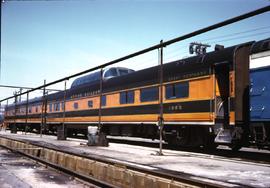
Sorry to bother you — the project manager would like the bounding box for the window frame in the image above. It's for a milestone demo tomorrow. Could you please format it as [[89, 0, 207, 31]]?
[[61, 102, 65, 111], [165, 82, 189, 100], [140, 87, 159, 102], [54, 103, 60, 111], [49, 104, 53, 112], [88, 100, 93, 108], [120, 90, 134, 104], [101, 95, 106, 107], [73, 102, 79, 109]]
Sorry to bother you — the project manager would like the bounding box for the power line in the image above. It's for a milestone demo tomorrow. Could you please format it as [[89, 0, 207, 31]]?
[[160, 26, 270, 59], [202, 25, 270, 42], [210, 31, 270, 44], [0, 84, 62, 92], [128, 28, 270, 70], [163, 27, 270, 62]]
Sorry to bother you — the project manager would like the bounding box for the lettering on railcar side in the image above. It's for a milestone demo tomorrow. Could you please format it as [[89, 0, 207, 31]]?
[[168, 70, 208, 82], [70, 89, 100, 99]]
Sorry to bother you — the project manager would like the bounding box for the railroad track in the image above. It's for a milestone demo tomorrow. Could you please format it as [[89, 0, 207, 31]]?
[[0, 134, 247, 188], [0, 143, 115, 188], [0, 146, 97, 188]]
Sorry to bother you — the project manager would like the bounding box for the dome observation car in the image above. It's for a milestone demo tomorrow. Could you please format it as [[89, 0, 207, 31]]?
[[71, 67, 135, 88]]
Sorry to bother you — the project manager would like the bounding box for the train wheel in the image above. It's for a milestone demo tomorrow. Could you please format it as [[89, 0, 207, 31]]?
[[229, 142, 242, 151], [204, 135, 218, 151], [229, 127, 244, 151]]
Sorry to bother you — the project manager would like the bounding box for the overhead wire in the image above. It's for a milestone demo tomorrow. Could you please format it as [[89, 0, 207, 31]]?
[[101, 25, 270, 72], [163, 26, 270, 63]]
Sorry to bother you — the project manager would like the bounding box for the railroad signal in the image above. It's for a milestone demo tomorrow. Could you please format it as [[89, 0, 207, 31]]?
[[189, 42, 211, 55]]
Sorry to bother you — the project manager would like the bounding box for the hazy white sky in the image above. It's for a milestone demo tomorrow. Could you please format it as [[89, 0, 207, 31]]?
[[1, 0, 270, 103]]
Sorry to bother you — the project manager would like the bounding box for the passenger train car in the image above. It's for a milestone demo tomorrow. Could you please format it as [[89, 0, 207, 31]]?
[[4, 38, 270, 150], [249, 41, 270, 148]]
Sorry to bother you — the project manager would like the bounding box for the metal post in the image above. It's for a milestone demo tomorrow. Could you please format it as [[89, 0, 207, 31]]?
[[158, 40, 164, 156], [40, 80, 46, 137], [6, 99, 8, 116], [61, 80, 67, 140], [19, 88, 22, 102], [44, 92, 47, 132], [4, 100, 7, 131], [18, 89, 24, 134], [98, 68, 103, 133], [0, 102, 1, 131], [13, 91, 18, 133], [14, 91, 17, 115], [24, 92, 29, 134], [5, 99, 8, 132]]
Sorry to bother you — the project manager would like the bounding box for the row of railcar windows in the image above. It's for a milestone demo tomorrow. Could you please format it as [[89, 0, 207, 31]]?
[[139, 82, 189, 102], [69, 82, 188, 110], [23, 82, 189, 113], [49, 102, 65, 112]]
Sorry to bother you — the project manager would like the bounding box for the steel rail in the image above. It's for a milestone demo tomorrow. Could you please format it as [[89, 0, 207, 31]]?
[[0, 5, 269, 103]]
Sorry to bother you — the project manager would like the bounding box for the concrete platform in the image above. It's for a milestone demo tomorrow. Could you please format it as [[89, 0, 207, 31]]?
[[1, 131, 270, 188]]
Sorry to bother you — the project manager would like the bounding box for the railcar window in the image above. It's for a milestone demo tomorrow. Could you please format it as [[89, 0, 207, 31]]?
[[74, 102, 79, 109], [104, 68, 118, 78], [49, 104, 53, 112], [88, 100, 93, 108], [120, 91, 134, 104], [28, 107, 32, 113], [61, 102, 65, 111], [118, 69, 129, 76], [35, 106, 38, 113], [140, 87, 159, 102], [54, 103, 60, 111], [166, 82, 189, 99], [101, 95, 106, 106]]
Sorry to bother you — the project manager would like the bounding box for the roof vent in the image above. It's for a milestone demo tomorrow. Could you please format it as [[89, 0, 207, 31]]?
[[215, 44, 224, 51]]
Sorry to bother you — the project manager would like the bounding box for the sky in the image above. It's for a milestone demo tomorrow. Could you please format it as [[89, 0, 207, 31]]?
[[1, 0, 270, 105]]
